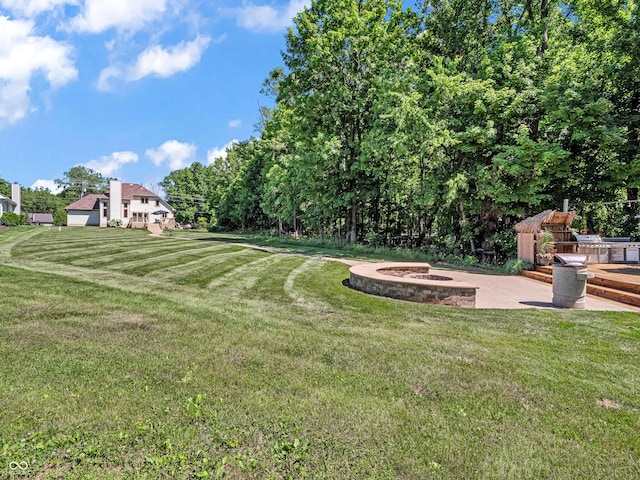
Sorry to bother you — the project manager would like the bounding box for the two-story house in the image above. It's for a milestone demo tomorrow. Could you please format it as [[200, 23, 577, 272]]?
[[65, 180, 175, 232], [0, 183, 21, 220]]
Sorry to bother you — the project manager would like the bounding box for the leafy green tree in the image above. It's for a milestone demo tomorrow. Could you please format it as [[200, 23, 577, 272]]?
[[276, 0, 415, 242], [21, 187, 65, 215], [0, 177, 10, 197], [160, 162, 215, 224], [55, 166, 108, 201], [217, 140, 270, 230], [202, 0, 640, 256]]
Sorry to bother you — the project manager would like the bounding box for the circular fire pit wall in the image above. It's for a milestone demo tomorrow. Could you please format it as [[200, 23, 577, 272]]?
[[349, 263, 477, 308]]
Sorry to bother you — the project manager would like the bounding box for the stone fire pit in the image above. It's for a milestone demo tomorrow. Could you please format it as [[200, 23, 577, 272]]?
[[349, 262, 478, 308]]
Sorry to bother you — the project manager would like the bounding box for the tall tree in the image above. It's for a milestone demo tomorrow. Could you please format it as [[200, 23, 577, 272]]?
[[160, 162, 215, 224], [0, 177, 10, 197], [278, 0, 414, 242], [55, 166, 108, 201]]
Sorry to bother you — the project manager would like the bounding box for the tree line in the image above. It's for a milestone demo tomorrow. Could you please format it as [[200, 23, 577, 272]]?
[[163, 0, 639, 258]]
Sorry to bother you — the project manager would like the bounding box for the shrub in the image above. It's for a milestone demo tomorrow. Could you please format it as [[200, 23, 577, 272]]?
[[54, 209, 67, 226], [1, 212, 21, 227], [107, 219, 123, 228], [364, 230, 383, 247], [195, 217, 209, 230], [504, 259, 534, 275]]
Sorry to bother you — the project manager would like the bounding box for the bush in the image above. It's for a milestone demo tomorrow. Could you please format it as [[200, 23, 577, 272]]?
[[54, 209, 67, 226], [195, 217, 209, 230], [1, 212, 21, 227], [107, 219, 123, 228], [364, 230, 383, 247], [504, 259, 534, 275]]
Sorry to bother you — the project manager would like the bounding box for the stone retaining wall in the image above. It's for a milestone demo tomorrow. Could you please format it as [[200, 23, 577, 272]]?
[[349, 263, 477, 308]]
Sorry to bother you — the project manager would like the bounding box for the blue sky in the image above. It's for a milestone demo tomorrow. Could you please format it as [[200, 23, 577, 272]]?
[[0, 0, 310, 193]]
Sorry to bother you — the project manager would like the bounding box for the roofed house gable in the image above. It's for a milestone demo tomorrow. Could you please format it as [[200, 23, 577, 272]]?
[[65, 181, 174, 230]]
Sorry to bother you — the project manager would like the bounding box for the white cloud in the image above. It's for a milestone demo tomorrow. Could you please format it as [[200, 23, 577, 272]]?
[[146, 140, 197, 170], [224, 0, 310, 33], [0, 0, 76, 17], [97, 35, 211, 91], [67, 0, 174, 34], [31, 179, 63, 194], [228, 119, 241, 128], [0, 16, 77, 128], [83, 151, 139, 176], [207, 139, 238, 164], [131, 36, 211, 81]]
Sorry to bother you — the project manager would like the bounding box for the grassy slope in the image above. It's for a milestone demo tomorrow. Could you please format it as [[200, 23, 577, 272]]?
[[0, 227, 638, 479]]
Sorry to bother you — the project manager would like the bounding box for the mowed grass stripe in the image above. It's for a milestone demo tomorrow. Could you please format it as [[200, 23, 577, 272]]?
[[169, 248, 271, 287], [69, 240, 199, 269], [72, 240, 222, 270], [143, 245, 250, 280], [117, 244, 245, 276], [18, 227, 150, 246], [207, 253, 294, 291], [282, 258, 335, 311], [12, 231, 152, 260], [12, 229, 148, 251], [24, 239, 165, 265], [241, 255, 311, 303], [0, 228, 42, 259]]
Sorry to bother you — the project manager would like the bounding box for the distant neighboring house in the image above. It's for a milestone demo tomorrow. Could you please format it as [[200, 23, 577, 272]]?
[[29, 213, 54, 226], [65, 180, 175, 232], [0, 183, 21, 220]]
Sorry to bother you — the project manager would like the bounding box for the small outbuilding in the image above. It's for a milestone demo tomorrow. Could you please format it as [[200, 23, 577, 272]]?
[[29, 213, 54, 226], [515, 210, 577, 264]]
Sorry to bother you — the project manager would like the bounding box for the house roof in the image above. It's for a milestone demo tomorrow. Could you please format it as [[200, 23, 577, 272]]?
[[0, 192, 17, 206], [30, 213, 54, 223], [64, 184, 174, 211], [121, 183, 158, 200], [515, 210, 576, 233], [65, 193, 105, 211]]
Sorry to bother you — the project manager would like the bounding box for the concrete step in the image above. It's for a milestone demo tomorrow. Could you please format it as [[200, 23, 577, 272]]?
[[147, 223, 163, 234]]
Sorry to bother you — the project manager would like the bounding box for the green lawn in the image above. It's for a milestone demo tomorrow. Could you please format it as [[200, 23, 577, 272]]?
[[0, 227, 638, 479]]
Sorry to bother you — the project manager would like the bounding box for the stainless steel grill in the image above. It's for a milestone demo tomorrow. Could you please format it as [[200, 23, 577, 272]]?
[[603, 238, 640, 263], [575, 235, 610, 264]]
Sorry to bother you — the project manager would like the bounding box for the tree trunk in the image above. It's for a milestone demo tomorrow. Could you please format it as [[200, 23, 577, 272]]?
[[541, 0, 549, 54], [348, 197, 357, 244], [459, 201, 475, 253]]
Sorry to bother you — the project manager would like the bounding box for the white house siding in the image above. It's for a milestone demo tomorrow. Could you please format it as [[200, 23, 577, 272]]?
[[0, 195, 17, 219], [130, 197, 174, 224], [67, 210, 100, 226]]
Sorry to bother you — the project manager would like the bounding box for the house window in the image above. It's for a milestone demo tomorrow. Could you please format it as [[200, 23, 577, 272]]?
[[155, 200, 160, 207], [124, 205, 128, 218], [141, 198, 148, 204], [103, 205, 108, 217]]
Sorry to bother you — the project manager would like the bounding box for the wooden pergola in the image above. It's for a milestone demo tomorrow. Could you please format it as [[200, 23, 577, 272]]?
[[515, 210, 577, 263]]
